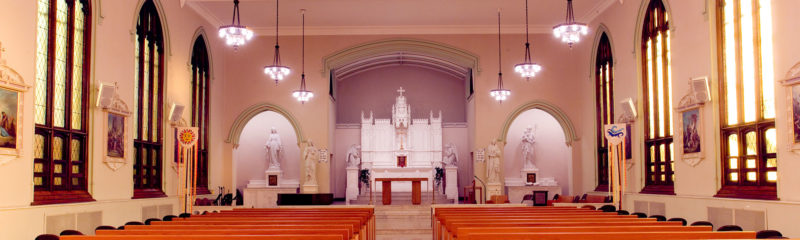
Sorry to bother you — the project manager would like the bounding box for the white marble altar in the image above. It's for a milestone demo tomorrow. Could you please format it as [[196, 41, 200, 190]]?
[[359, 87, 445, 193]]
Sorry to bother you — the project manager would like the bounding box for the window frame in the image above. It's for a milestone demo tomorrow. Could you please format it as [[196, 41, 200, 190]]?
[[640, 0, 675, 195], [132, 0, 166, 199], [32, 0, 94, 205], [594, 33, 613, 192], [714, 0, 777, 200], [191, 36, 211, 195]]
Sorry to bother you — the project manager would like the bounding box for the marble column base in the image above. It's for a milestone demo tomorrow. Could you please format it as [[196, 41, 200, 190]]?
[[445, 166, 458, 201], [486, 182, 503, 199], [302, 184, 319, 194], [346, 167, 360, 204]]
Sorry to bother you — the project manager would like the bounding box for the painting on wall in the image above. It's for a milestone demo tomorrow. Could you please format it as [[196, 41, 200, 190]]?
[[625, 124, 632, 159], [0, 88, 18, 149], [107, 113, 125, 158], [792, 85, 800, 143], [682, 109, 701, 154]]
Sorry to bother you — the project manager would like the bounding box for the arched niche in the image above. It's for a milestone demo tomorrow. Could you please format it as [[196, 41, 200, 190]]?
[[233, 111, 301, 190], [503, 109, 571, 195], [226, 103, 305, 147], [498, 100, 579, 145]]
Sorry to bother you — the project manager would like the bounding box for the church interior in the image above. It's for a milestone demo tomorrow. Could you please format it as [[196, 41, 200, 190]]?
[[2, 0, 800, 239]]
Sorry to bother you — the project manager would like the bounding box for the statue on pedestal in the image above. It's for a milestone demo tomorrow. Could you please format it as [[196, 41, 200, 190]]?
[[521, 125, 537, 170], [303, 140, 319, 185], [346, 144, 361, 168], [486, 140, 502, 183], [264, 127, 283, 170], [443, 143, 458, 167]]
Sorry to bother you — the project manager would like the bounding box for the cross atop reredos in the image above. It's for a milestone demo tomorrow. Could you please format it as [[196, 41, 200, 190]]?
[[397, 87, 405, 96]]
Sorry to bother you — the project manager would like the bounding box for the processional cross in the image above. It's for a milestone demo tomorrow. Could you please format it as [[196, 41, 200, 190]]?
[[397, 87, 405, 96]]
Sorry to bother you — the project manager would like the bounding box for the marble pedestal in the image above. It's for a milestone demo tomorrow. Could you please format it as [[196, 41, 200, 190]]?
[[486, 182, 503, 199], [302, 184, 319, 194], [265, 167, 283, 187], [243, 187, 296, 208], [444, 166, 458, 201], [346, 167, 360, 204], [507, 185, 561, 204]]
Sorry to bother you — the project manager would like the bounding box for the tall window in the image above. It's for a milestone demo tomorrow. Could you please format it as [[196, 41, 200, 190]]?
[[641, 0, 674, 194], [595, 33, 613, 192], [715, 0, 776, 200], [33, 0, 93, 205], [191, 37, 210, 194], [133, 0, 165, 198]]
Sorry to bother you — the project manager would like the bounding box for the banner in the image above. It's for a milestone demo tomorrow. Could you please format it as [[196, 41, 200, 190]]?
[[604, 124, 627, 209], [175, 127, 199, 215]]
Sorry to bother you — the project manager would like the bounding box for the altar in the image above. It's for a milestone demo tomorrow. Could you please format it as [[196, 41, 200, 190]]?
[[348, 87, 450, 198]]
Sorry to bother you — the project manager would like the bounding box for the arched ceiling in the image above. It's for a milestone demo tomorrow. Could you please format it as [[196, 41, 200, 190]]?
[[335, 53, 470, 81]]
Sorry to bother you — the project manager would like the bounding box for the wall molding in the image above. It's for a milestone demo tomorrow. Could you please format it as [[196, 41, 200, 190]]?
[[498, 100, 579, 146], [226, 103, 305, 147]]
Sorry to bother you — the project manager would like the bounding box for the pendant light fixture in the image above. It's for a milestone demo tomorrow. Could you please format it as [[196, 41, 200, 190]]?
[[292, 10, 313, 103], [552, 0, 588, 48], [263, 0, 291, 84], [490, 10, 510, 102], [218, 0, 253, 50], [514, 0, 542, 80]]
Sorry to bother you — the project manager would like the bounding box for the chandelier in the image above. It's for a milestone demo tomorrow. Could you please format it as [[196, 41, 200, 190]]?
[[514, 0, 542, 80], [552, 0, 588, 47], [218, 0, 253, 50], [264, 0, 291, 84], [293, 10, 313, 103], [490, 10, 510, 102]]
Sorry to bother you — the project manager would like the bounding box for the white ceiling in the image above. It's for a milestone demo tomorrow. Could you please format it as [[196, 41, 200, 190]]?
[[186, 0, 617, 35]]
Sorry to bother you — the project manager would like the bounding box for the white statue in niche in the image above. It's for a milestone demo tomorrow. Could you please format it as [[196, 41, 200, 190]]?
[[303, 139, 319, 185], [346, 144, 361, 168], [264, 127, 284, 170], [486, 140, 502, 183], [521, 125, 537, 170], [443, 143, 458, 167]]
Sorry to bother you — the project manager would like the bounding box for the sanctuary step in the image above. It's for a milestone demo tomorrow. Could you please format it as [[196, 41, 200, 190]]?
[[349, 191, 453, 205], [375, 205, 433, 240]]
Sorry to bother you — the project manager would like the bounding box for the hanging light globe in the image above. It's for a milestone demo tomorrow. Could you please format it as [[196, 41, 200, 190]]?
[[490, 11, 510, 103], [218, 0, 253, 50], [515, 0, 542, 80], [490, 87, 511, 102], [264, 0, 290, 83], [553, 0, 589, 47]]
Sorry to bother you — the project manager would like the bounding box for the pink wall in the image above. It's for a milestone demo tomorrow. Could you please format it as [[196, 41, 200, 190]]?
[[503, 109, 570, 195], [234, 111, 300, 190], [336, 65, 467, 123]]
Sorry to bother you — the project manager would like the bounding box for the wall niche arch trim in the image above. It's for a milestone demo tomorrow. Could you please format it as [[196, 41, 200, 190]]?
[[226, 103, 305, 147], [322, 38, 482, 77], [499, 100, 579, 146]]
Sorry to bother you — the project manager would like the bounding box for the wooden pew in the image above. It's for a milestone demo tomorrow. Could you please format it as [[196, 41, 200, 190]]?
[[461, 231, 757, 240], [61, 235, 343, 240], [97, 229, 350, 240], [452, 226, 711, 240]]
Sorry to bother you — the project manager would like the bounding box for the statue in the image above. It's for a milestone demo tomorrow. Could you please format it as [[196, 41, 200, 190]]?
[[486, 140, 502, 183], [443, 143, 458, 167], [521, 125, 537, 170], [264, 127, 283, 170], [303, 139, 319, 185], [346, 144, 361, 168]]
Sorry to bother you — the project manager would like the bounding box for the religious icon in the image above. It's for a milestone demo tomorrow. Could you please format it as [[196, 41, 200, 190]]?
[[793, 85, 800, 143], [268, 175, 278, 186], [526, 173, 537, 184], [682, 109, 701, 154], [0, 88, 18, 149], [107, 113, 125, 158]]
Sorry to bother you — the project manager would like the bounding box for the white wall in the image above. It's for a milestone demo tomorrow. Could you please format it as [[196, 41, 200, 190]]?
[[503, 109, 570, 195], [234, 111, 300, 190]]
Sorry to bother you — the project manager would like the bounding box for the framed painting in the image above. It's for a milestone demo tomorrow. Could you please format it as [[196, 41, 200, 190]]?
[[0, 43, 31, 161], [0, 88, 19, 151], [100, 83, 131, 171], [107, 113, 125, 158], [782, 62, 800, 152], [682, 109, 701, 154]]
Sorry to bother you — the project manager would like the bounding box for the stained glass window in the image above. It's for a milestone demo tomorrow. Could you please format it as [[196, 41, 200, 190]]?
[[133, 0, 166, 198], [33, 0, 92, 204], [717, 0, 777, 200], [641, 0, 674, 194], [191, 36, 211, 193], [595, 33, 613, 191]]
